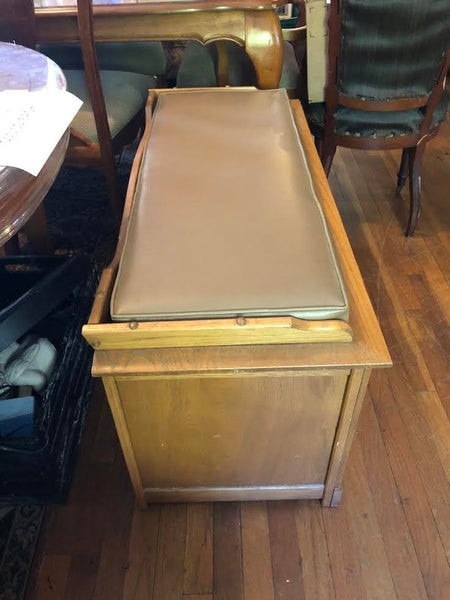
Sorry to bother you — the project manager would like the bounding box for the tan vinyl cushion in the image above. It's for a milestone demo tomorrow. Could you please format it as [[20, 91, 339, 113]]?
[[111, 89, 349, 323]]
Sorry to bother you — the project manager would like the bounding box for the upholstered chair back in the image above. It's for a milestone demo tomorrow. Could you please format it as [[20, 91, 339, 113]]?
[[307, 0, 449, 236], [38, 42, 166, 79], [337, 0, 449, 101]]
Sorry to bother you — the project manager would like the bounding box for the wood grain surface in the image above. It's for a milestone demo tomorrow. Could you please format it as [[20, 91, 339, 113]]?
[[83, 316, 353, 350], [116, 371, 347, 489]]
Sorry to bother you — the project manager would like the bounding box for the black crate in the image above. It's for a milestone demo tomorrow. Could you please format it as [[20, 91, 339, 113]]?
[[0, 255, 97, 504]]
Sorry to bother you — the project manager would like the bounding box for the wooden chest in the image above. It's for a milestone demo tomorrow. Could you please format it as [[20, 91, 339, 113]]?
[[83, 89, 390, 508]]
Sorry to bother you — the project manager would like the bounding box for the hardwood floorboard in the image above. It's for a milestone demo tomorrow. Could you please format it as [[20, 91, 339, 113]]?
[[241, 502, 275, 600], [330, 153, 381, 279], [267, 501, 305, 600], [344, 440, 398, 600], [26, 120, 449, 600], [33, 554, 71, 600], [387, 369, 450, 560], [122, 505, 160, 600], [153, 504, 188, 600], [295, 501, 335, 600], [370, 372, 450, 600], [184, 503, 213, 596], [213, 503, 244, 600], [358, 396, 428, 600], [91, 455, 135, 600], [63, 554, 99, 600], [322, 482, 368, 600]]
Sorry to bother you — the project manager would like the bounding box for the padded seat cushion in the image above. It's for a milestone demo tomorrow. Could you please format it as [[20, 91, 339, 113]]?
[[65, 69, 156, 143], [111, 89, 349, 323], [307, 90, 449, 138]]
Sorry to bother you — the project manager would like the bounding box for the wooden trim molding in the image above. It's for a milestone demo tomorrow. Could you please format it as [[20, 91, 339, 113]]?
[[102, 376, 147, 509], [337, 94, 429, 112], [322, 368, 371, 506], [83, 316, 353, 350], [143, 484, 324, 503]]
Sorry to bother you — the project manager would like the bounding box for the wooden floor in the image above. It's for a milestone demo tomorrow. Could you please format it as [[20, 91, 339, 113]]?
[[27, 122, 450, 600]]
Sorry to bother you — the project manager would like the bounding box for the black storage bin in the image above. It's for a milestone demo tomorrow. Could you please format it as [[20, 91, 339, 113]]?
[[0, 254, 96, 504]]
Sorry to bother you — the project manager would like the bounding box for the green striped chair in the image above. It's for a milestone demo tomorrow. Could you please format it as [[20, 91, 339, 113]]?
[[38, 42, 166, 146], [38, 0, 166, 219], [306, 0, 449, 236]]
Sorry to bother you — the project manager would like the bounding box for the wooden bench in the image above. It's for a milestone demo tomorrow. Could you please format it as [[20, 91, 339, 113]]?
[[82, 88, 391, 508]]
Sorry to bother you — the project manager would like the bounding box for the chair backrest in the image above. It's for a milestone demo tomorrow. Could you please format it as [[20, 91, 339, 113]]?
[[337, 0, 449, 102], [325, 0, 449, 137], [76, 3, 114, 154], [0, 0, 35, 47], [37, 42, 166, 77]]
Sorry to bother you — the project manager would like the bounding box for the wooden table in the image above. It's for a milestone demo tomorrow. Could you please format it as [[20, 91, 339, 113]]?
[[0, 42, 69, 251], [34, 0, 284, 89]]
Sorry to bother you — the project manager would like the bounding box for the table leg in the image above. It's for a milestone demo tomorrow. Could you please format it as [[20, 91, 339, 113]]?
[[3, 235, 21, 256], [245, 10, 283, 89], [215, 41, 229, 87], [24, 203, 53, 254]]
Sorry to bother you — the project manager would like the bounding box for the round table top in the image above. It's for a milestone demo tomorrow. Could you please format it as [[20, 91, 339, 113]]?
[[0, 42, 69, 248]]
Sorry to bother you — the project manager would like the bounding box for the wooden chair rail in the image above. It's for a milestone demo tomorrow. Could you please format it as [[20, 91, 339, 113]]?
[[328, 129, 438, 152], [337, 94, 429, 112]]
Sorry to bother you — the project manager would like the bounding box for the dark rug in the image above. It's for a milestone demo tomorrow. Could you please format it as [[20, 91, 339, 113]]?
[[0, 506, 45, 600], [41, 144, 135, 262], [0, 146, 135, 600]]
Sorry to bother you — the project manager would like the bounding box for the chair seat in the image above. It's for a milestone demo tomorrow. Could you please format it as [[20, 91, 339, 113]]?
[[64, 69, 156, 143], [307, 91, 449, 139], [111, 89, 348, 323], [176, 40, 300, 91]]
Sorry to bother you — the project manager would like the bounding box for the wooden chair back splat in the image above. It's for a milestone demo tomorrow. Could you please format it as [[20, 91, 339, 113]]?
[[76, 0, 121, 219]]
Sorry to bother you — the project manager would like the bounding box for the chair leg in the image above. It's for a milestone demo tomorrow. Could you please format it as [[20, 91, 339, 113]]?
[[3, 235, 21, 255], [101, 156, 122, 224], [321, 140, 337, 177], [23, 203, 53, 253], [396, 148, 409, 195], [215, 40, 229, 86], [406, 144, 426, 237]]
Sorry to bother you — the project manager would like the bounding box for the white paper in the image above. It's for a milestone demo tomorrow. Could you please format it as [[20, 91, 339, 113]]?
[[0, 90, 82, 176]]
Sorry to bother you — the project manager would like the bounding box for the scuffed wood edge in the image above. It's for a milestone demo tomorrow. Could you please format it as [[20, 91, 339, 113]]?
[[102, 376, 147, 510], [322, 368, 371, 506]]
